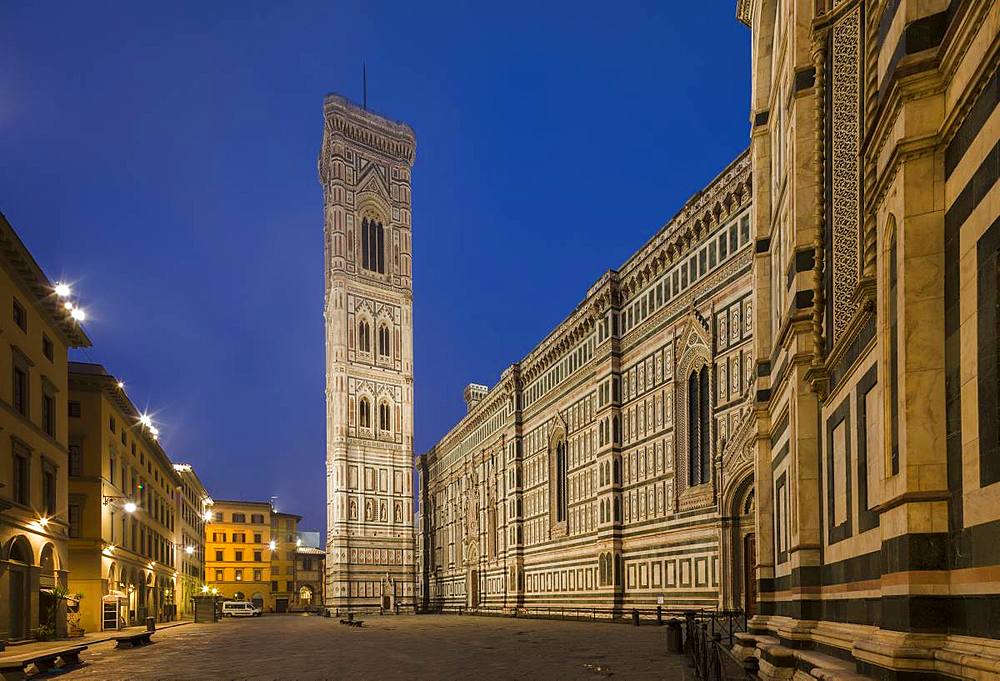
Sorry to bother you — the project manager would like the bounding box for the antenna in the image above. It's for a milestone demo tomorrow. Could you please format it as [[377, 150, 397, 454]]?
[[363, 62, 368, 110]]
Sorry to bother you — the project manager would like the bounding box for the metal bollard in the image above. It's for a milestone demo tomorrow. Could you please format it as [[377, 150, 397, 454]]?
[[631, 609, 640, 626], [656, 605, 662, 626], [666, 618, 683, 653]]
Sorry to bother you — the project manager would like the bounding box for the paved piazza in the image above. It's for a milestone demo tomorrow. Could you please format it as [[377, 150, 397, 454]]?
[[60, 614, 690, 680]]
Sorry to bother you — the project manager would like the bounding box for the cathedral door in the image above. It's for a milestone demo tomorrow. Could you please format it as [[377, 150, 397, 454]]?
[[467, 570, 479, 609]]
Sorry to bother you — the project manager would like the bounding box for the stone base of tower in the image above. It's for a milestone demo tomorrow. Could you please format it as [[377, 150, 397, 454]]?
[[324, 565, 417, 616]]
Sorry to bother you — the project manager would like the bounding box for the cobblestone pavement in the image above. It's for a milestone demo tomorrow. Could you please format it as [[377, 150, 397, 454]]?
[[59, 613, 694, 680]]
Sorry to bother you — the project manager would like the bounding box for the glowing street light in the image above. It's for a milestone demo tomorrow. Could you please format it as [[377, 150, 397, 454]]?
[[70, 307, 86, 321], [185, 545, 195, 555], [139, 413, 152, 428], [296, 538, 302, 547], [123, 501, 137, 514], [203, 510, 213, 522], [37, 517, 49, 528], [268, 540, 277, 551], [63, 301, 74, 311], [54, 283, 72, 298], [117, 381, 125, 389]]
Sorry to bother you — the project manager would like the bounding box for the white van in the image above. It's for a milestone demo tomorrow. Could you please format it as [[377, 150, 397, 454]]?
[[222, 601, 259, 617]]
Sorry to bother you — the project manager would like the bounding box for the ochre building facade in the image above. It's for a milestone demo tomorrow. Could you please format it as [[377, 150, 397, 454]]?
[[417, 154, 757, 615], [320, 95, 417, 614]]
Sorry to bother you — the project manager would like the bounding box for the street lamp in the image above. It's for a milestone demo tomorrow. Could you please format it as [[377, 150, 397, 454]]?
[[185, 546, 195, 555], [103, 495, 137, 513]]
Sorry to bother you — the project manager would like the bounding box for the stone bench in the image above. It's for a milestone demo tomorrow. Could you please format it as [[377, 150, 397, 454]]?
[[113, 630, 154, 648], [0, 644, 87, 681], [339, 618, 364, 627]]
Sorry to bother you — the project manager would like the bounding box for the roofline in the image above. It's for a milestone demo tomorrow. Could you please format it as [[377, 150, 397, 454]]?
[[0, 212, 92, 348], [68, 361, 182, 486], [422, 149, 752, 453], [210, 499, 275, 508]]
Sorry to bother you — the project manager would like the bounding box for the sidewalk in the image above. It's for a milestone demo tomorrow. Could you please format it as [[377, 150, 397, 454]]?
[[0, 619, 193, 658]]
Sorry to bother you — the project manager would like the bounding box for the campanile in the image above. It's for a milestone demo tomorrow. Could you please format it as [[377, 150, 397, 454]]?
[[319, 94, 416, 613]]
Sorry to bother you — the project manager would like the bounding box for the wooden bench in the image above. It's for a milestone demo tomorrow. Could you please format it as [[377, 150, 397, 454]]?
[[339, 618, 364, 627], [112, 630, 154, 648], [0, 645, 86, 681]]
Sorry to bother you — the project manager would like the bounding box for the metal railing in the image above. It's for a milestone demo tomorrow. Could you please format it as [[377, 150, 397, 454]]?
[[419, 603, 745, 629], [684, 610, 757, 681]]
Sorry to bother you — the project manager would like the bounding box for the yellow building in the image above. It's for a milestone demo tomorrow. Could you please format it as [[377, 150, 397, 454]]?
[[204, 502, 304, 612], [172, 463, 211, 619], [67, 362, 183, 632], [205, 500, 273, 610], [0, 213, 91, 640], [270, 512, 302, 613]]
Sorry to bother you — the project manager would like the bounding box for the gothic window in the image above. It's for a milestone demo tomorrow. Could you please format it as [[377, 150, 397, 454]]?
[[554, 438, 567, 523], [359, 397, 371, 429], [687, 366, 711, 487], [378, 324, 390, 357], [379, 402, 391, 432], [361, 216, 385, 274], [358, 320, 370, 353]]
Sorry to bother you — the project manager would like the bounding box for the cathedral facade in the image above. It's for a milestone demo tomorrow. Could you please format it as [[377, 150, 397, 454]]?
[[736, 1, 1000, 679], [416, 152, 757, 615], [320, 95, 417, 613]]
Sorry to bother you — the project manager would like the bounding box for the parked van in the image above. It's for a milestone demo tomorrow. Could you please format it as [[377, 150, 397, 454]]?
[[222, 601, 259, 617]]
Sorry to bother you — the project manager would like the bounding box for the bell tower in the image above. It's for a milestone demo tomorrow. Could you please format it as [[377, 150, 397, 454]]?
[[319, 94, 416, 613]]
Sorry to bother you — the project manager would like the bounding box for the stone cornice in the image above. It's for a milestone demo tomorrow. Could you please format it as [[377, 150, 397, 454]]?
[[736, 0, 753, 27], [319, 94, 416, 185], [0, 213, 92, 349], [616, 150, 751, 302]]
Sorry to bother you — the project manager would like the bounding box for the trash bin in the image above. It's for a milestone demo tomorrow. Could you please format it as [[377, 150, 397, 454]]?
[[632, 609, 640, 626], [666, 618, 683, 653], [145, 617, 156, 632]]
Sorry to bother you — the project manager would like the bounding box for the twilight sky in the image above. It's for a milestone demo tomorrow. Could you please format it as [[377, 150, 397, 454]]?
[[0, 1, 750, 533]]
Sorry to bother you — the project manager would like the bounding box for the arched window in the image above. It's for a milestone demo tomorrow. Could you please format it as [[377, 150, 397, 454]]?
[[378, 325, 390, 357], [554, 439, 567, 523], [379, 403, 391, 432], [358, 320, 370, 353], [361, 217, 385, 274], [359, 398, 371, 429], [687, 366, 711, 487]]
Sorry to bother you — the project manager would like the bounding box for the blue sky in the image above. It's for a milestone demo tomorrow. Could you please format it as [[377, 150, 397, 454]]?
[[0, 1, 750, 532]]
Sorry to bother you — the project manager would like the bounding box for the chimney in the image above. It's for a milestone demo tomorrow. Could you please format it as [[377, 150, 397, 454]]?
[[463, 384, 489, 412]]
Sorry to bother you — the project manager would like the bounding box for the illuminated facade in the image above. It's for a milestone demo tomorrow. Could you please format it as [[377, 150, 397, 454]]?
[[67, 362, 183, 632], [172, 463, 210, 620], [417, 154, 756, 614], [0, 213, 91, 640], [735, 1, 1000, 679], [204, 500, 304, 612], [320, 94, 417, 613]]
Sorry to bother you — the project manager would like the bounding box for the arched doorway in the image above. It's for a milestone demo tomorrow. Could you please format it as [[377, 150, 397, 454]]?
[[7, 536, 33, 640], [299, 586, 313, 607], [38, 544, 57, 637], [250, 592, 264, 610]]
